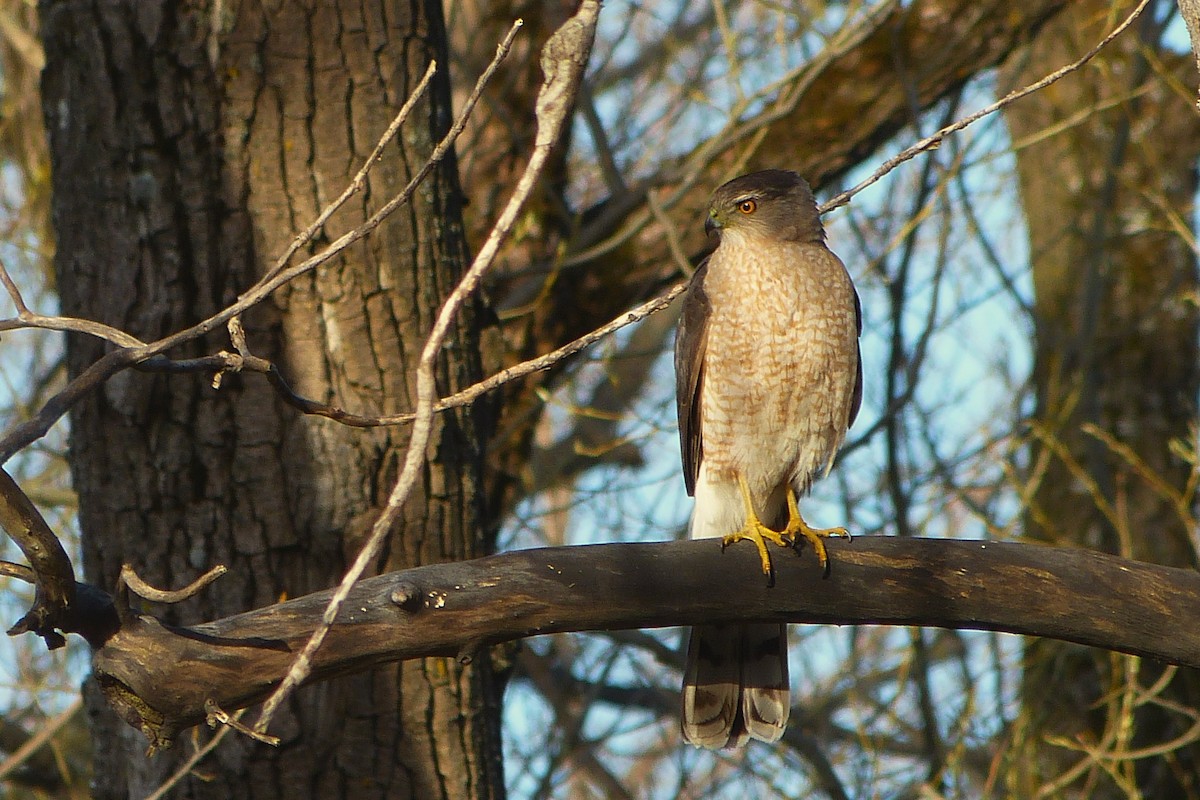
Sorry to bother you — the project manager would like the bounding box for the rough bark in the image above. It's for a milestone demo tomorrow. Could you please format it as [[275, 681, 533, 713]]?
[[39, 2, 500, 798], [1002, 1, 1200, 796]]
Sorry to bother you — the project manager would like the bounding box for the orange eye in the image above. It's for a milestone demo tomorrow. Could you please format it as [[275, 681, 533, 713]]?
[[738, 199, 757, 214]]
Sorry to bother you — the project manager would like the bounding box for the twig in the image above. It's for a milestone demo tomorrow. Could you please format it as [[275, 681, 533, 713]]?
[[0, 256, 31, 314], [0, 560, 35, 583], [7, 281, 682, 432], [252, 15, 544, 734], [645, 189, 693, 277], [0, 310, 146, 348], [119, 564, 228, 604], [0, 697, 82, 782], [0, 346, 143, 463], [226, 316, 248, 357], [265, 60, 438, 280], [819, 0, 1154, 214], [143, 717, 236, 800], [205, 700, 279, 745], [241, 285, 683, 427]]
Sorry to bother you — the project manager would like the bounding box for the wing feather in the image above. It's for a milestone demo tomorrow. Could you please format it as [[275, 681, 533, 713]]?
[[848, 285, 863, 428], [674, 261, 711, 497]]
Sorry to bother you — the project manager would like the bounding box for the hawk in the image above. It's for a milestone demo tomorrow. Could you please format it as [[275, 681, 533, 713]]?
[[675, 169, 862, 748]]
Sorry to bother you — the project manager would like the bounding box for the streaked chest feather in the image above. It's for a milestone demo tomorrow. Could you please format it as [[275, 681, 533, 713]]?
[[699, 237, 857, 475]]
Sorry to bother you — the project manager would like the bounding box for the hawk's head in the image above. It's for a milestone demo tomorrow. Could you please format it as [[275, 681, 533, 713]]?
[[705, 169, 824, 245]]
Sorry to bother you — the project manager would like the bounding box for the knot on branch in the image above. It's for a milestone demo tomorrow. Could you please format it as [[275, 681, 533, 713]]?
[[389, 581, 423, 611]]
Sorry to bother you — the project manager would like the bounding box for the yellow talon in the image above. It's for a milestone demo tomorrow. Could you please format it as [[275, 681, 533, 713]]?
[[780, 487, 851, 577], [721, 476, 850, 582], [721, 476, 796, 583]]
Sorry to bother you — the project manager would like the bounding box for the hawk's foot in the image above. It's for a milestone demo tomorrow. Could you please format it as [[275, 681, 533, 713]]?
[[724, 475, 795, 585], [782, 488, 850, 578], [720, 519, 793, 583]]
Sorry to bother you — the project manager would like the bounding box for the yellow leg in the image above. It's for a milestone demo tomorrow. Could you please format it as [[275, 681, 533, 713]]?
[[721, 475, 796, 582], [780, 487, 851, 577], [720, 476, 852, 581]]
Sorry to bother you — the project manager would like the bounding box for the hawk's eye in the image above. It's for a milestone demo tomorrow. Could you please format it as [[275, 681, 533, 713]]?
[[738, 199, 757, 214]]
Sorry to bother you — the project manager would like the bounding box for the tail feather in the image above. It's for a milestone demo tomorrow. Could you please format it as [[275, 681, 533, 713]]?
[[681, 623, 789, 748]]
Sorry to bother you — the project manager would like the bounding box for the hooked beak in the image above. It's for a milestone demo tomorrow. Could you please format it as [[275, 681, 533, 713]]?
[[704, 212, 719, 237]]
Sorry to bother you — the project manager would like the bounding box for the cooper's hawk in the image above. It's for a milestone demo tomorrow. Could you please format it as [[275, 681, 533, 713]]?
[[675, 170, 862, 748]]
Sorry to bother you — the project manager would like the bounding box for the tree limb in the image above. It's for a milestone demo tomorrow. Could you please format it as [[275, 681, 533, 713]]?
[[84, 536, 1200, 752], [0, 467, 74, 649]]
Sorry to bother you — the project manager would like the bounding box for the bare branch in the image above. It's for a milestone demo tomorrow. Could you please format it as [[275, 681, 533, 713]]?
[[119, 565, 228, 605], [0, 560, 34, 583], [0, 346, 139, 463], [139, 284, 684, 430], [203, 701, 278, 746], [89, 536, 1200, 752], [0, 473, 117, 649], [389, 284, 684, 424], [820, 0, 1154, 213], [0, 309, 146, 348], [0, 467, 74, 649], [265, 60, 438, 279], [0, 256, 31, 315]]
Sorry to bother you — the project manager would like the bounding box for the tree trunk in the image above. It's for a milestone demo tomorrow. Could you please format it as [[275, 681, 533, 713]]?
[[39, 2, 502, 798], [1002, 1, 1200, 796]]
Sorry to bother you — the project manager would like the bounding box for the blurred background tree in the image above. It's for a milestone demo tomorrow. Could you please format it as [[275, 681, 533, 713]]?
[[1003, 3, 1200, 798], [0, 0, 1195, 798]]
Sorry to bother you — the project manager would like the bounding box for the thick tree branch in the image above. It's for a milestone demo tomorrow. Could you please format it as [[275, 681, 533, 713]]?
[[0, 470, 118, 650], [0, 467, 74, 648], [84, 536, 1200, 752]]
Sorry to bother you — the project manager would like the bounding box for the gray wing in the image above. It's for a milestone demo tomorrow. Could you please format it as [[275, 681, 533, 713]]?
[[675, 260, 711, 497], [848, 284, 863, 428]]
